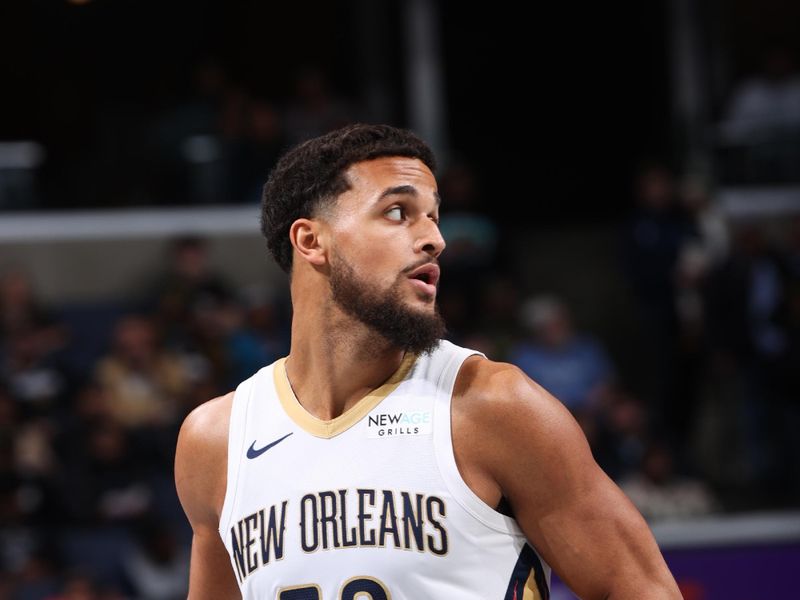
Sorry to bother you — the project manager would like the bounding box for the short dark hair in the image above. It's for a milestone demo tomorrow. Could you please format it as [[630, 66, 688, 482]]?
[[260, 123, 437, 273]]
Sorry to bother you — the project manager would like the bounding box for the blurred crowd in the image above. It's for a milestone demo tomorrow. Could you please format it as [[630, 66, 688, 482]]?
[[439, 161, 800, 522], [2, 58, 363, 211], [0, 237, 290, 599], [717, 45, 800, 184]]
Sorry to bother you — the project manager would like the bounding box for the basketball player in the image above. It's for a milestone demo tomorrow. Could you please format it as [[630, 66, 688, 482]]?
[[175, 124, 681, 599]]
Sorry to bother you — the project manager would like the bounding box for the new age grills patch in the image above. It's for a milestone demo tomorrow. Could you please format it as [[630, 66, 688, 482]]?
[[366, 410, 432, 438]]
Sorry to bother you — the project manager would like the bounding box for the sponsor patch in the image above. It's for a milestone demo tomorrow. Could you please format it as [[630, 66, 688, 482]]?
[[366, 410, 432, 438]]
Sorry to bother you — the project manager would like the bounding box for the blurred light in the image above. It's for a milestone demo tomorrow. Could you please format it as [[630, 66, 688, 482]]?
[[0, 142, 46, 169], [181, 135, 222, 164]]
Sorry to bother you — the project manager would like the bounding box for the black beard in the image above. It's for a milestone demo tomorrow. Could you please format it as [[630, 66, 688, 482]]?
[[330, 254, 446, 355]]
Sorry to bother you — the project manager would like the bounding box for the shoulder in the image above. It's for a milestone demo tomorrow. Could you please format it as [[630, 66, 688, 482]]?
[[453, 354, 568, 428], [180, 391, 235, 443], [175, 391, 235, 527], [452, 355, 593, 482]]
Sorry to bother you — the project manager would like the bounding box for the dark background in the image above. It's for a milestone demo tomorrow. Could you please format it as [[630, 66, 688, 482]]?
[[0, 0, 673, 221]]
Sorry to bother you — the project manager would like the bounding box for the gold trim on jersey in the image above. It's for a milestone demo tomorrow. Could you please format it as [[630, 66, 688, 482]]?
[[523, 568, 542, 600], [273, 352, 417, 438]]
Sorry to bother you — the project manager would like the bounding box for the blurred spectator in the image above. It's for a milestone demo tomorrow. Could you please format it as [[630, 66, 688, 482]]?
[[227, 98, 285, 204], [620, 442, 717, 522], [589, 390, 650, 481], [437, 287, 472, 344], [183, 291, 270, 389], [0, 418, 62, 583], [145, 58, 284, 206], [674, 176, 726, 339], [94, 316, 190, 429], [48, 573, 99, 600], [0, 435, 38, 569], [622, 163, 691, 341], [436, 164, 499, 345], [146, 58, 233, 205], [62, 419, 151, 525], [46, 571, 125, 600], [678, 175, 729, 267], [621, 163, 695, 439], [510, 295, 614, 415], [437, 164, 497, 272], [710, 226, 790, 362], [148, 236, 232, 349], [10, 549, 62, 600], [0, 269, 59, 339], [721, 47, 800, 142], [2, 329, 71, 419], [121, 519, 188, 600], [703, 225, 794, 496], [719, 46, 800, 182], [283, 67, 358, 146], [0, 269, 71, 417], [622, 163, 692, 313], [241, 284, 290, 364], [664, 175, 729, 452], [473, 276, 522, 358]]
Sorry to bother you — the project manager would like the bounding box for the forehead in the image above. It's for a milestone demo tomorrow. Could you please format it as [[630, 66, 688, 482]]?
[[342, 156, 437, 198]]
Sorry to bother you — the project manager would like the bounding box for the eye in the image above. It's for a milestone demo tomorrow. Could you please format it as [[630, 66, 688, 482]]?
[[385, 206, 404, 221]]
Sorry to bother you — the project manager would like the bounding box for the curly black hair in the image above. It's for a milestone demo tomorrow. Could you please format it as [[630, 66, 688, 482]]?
[[260, 123, 436, 273]]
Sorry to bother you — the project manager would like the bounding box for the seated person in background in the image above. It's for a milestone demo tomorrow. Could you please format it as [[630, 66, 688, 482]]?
[[620, 442, 718, 522], [95, 315, 189, 429], [510, 294, 614, 416]]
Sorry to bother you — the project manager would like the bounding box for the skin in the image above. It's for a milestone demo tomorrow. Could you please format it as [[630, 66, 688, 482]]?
[[175, 156, 682, 599]]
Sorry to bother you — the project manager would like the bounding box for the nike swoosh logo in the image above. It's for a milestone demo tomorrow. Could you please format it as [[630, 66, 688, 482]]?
[[246, 432, 293, 459]]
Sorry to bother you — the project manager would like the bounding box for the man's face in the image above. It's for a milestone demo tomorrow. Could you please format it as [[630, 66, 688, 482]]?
[[324, 156, 447, 353]]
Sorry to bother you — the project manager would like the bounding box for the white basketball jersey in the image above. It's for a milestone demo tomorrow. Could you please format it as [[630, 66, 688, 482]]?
[[219, 340, 551, 600]]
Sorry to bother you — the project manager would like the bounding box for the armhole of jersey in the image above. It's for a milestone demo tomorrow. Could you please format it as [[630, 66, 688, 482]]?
[[218, 374, 255, 538], [433, 348, 524, 536]]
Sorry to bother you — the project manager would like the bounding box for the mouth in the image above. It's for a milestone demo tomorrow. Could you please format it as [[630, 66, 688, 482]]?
[[407, 263, 440, 298]]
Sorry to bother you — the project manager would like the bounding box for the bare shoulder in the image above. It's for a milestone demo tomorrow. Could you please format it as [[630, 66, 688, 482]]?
[[180, 392, 235, 446], [175, 392, 235, 528], [453, 354, 577, 439], [452, 355, 600, 506], [451, 355, 590, 509]]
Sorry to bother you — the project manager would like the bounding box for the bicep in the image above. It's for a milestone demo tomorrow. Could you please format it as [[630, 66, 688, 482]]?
[[514, 463, 671, 598], [188, 524, 242, 600], [489, 371, 678, 598]]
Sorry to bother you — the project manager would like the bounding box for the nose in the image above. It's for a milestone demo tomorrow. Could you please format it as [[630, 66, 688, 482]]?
[[414, 217, 446, 258]]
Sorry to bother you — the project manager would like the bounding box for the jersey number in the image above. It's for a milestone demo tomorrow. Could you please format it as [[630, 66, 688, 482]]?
[[279, 576, 389, 600]]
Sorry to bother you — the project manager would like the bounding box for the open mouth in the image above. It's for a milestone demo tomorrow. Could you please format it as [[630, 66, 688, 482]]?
[[407, 263, 440, 295], [412, 272, 433, 284]]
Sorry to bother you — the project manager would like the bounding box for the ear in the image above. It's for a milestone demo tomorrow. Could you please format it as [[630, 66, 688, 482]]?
[[289, 218, 328, 268]]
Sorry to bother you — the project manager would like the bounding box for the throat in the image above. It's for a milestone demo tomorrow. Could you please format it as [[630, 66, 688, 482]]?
[[284, 348, 409, 421]]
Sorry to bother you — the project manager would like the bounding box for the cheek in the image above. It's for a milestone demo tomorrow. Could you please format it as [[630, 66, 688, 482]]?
[[339, 243, 405, 289], [354, 249, 398, 281], [336, 226, 408, 269]]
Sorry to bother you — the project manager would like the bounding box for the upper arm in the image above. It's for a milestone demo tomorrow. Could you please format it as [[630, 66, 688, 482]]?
[[175, 393, 242, 600], [456, 360, 680, 600]]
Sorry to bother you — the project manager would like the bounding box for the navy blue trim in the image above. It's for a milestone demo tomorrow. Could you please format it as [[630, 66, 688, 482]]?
[[503, 544, 549, 600]]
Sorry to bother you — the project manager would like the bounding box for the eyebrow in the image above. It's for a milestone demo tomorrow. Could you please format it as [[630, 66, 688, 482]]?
[[378, 185, 441, 206]]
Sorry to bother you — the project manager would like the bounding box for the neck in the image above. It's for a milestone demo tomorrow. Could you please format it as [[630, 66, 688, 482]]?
[[285, 284, 405, 421]]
